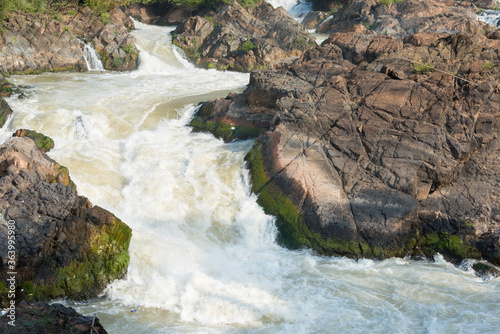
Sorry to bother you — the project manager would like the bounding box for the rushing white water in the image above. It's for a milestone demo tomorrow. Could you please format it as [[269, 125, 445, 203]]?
[[266, 0, 313, 20], [83, 42, 105, 71], [1, 21, 500, 334], [478, 9, 500, 27]]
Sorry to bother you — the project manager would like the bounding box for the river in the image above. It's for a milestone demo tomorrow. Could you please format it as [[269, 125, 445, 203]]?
[[1, 11, 499, 334]]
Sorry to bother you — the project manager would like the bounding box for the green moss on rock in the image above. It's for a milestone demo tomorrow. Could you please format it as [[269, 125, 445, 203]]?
[[0, 98, 13, 128], [190, 117, 265, 142], [421, 233, 481, 262], [13, 129, 55, 153], [19, 212, 132, 301], [54, 165, 77, 194], [246, 141, 404, 259]]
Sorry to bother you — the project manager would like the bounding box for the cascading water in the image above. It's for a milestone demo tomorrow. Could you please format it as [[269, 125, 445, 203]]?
[[83, 42, 105, 71], [479, 9, 500, 27], [266, 0, 313, 21], [1, 21, 500, 334]]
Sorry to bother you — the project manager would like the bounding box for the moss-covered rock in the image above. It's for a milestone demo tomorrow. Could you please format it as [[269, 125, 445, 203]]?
[[246, 141, 407, 259], [472, 262, 500, 278], [190, 117, 265, 142], [0, 134, 132, 305], [0, 98, 13, 128], [420, 233, 481, 262], [13, 129, 55, 153], [18, 208, 131, 301]]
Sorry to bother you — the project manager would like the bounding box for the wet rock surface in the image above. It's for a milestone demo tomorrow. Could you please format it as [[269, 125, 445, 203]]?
[[0, 7, 138, 74], [0, 132, 132, 304], [0, 301, 108, 334]]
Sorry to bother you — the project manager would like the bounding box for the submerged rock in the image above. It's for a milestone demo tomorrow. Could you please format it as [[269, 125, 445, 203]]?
[[196, 31, 500, 265], [0, 132, 132, 305], [0, 7, 138, 74], [172, 0, 316, 72], [0, 301, 108, 334]]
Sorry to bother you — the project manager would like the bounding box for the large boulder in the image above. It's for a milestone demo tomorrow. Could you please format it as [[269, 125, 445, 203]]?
[[194, 31, 500, 266], [172, 0, 316, 72], [0, 131, 132, 305], [0, 7, 139, 74]]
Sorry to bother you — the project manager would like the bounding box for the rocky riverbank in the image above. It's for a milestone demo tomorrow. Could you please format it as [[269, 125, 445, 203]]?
[[0, 130, 132, 305], [191, 2, 500, 268], [0, 7, 139, 74]]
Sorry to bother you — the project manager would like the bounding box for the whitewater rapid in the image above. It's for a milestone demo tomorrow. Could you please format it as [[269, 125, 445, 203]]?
[[1, 20, 499, 334]]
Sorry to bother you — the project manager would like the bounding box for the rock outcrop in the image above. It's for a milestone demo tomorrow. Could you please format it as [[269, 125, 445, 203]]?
[[0, 7, 139, 74], [0, 75, 15, 128], [172, 0, 316, 71], [193, 31, 500, 266], [317, 0, 485, 38], [124, 1, 202, 26], [0, 131, 132, 305], [0, 301, 108, 334]]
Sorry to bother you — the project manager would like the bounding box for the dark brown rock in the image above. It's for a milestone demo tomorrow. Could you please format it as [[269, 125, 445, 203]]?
[[197, 32, 500, 265], [0, 301, 108, 334], [0, 134, 132, 305], [302, 11, 330, 30], [0, 98, 13, 128]]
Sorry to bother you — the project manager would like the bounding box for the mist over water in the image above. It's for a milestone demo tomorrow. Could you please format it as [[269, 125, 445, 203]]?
[[1, 21, 500, 334]]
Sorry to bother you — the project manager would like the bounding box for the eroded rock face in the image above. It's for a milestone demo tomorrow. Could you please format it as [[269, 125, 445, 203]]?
[[0, 7, 138, 74], [317, 0, 485, 38], [0, 301, 108, 334], [194, 31, 500, 265], [0, 132, 131, 305], [172, 0, 316, 71]]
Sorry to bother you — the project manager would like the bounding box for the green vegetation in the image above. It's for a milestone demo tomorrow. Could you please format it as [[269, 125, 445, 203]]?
[[112, 56, 124, 67], [412, 61, 434, 74], [18, 129, 55, 153], [170, 0, 259, 9], [100, 11, 110, 25], [18, 210, 132, 301], [190, 117, 264, 142], [240, 39, 255, 53], [186, 37, 201, 59], [286, 38, 314, 51], [482, 61, 496, 70], [245, 142, 404, 259], [0, 0, 258, 31], [379, 0, 405, 5], [422, 233, 481, 262], [121, 42, 136, 54]]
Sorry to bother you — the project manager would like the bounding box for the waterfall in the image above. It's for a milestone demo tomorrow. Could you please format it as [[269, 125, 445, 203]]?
[[83, 42, 105, 71], [266, 0, 313, 21], [3, 21, 500, 334], [478, 9, 500, 27]]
